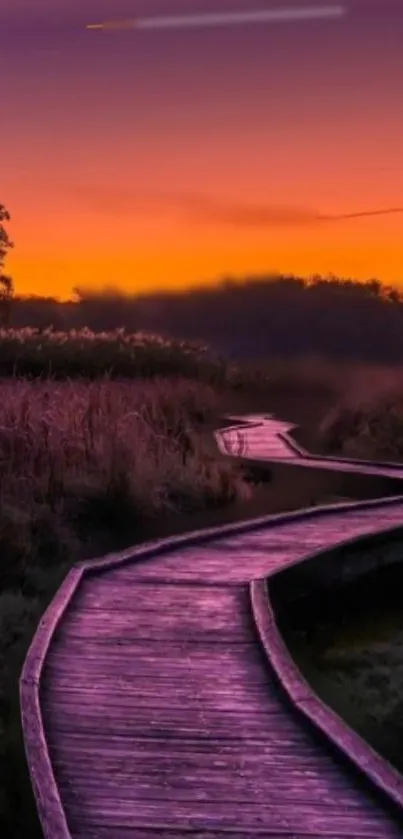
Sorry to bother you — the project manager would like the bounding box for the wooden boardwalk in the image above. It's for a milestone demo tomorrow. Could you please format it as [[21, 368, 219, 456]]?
[[20, 414, 403, 838]]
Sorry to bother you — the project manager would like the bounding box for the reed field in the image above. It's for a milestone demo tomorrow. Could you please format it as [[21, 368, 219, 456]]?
[[0, 326, 230, 382]]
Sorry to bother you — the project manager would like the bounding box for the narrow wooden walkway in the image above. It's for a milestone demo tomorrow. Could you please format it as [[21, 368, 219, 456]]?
[[21, 414, 403, 838]]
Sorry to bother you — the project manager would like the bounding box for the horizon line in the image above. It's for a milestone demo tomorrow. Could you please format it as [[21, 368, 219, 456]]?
[[13, 272, 403, 304]]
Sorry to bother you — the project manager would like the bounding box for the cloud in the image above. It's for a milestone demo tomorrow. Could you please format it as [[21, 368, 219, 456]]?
[[174, 194, 403, 226], [75, 186, 403, 228], [178, 197, 403, 226]]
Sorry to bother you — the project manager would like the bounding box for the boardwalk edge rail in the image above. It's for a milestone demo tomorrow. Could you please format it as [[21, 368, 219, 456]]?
[[279, 425, 403, 471], [20, 415, 403, 838]]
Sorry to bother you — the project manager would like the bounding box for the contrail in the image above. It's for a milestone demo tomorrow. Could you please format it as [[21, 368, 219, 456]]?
[[330, 207, 403, 221], [86, 6, 347, 32]]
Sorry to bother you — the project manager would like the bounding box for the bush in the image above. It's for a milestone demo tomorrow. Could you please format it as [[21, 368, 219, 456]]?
[[320, 383, 403, 459], [0, 327, 228, 383]]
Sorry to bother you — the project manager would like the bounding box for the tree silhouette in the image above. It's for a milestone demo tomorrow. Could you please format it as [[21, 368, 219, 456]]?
[[0, 203, 14, 326]]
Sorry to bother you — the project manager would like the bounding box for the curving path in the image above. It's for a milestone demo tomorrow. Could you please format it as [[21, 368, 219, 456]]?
[[20, 414, 403, 838]]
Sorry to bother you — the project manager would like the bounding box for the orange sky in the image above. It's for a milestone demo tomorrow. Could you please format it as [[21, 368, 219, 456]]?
[[1, 1, 402, 299]]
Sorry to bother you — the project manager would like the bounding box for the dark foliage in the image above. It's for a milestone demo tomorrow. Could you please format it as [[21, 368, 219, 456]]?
[[10, 274, 403, 363]]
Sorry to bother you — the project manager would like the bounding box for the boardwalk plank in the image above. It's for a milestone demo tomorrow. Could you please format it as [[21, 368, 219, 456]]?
[[41, 693, 282, 715], [48, 748, 357, 782], [49, 753, 385, 805], [60, 584, 251, 641], [51, 793, 397, 834], [71, 830, 392, 839], [44, 714, 291, 740], [71, 831, 362, 839], [55, 773, 375, 808]]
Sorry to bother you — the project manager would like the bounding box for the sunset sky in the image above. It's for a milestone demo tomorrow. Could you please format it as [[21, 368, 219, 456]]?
[[1, 0, 402, 299]]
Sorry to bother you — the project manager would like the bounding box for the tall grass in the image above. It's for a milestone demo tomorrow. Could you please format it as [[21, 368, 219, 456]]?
[[319, 373, 403, 459], [0, 327, 229, 382], [0, 374, 251, 837]]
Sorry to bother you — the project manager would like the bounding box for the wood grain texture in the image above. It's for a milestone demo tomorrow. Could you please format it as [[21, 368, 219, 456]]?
[[20, 414, 403, 838]]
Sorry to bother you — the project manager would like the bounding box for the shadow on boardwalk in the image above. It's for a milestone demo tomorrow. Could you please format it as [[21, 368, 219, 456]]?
[[20, 414, 403, 838]]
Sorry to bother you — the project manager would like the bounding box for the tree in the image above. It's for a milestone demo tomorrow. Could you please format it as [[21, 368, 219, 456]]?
[[0, 203, 14, 325]]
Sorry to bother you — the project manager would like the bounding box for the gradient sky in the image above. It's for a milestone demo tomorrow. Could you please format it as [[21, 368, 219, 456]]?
[[1, 0, 402, 299]]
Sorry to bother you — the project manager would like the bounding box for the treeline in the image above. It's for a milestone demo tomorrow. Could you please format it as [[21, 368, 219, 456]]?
[[8, 273, 403, 363]]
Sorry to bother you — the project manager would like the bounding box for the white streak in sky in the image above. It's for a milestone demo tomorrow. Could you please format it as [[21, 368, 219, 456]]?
[[86, 6, 347, 32]]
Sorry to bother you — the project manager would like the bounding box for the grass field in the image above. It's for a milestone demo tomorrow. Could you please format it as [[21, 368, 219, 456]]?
[[281, 557, 403, 775], [319, 388, 403, 461], [3, 331, 403, 835]]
